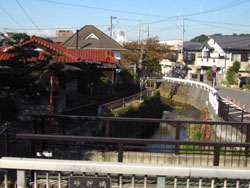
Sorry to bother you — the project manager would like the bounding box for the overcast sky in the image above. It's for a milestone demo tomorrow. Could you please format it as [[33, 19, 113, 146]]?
[[1, 0, 250, 41]]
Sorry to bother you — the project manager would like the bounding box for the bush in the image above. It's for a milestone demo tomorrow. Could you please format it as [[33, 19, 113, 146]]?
[[243, 84, 250, 90], [232, 61, 240, 72], [226, 70, 237, 84], [206, 68, 213, 81]]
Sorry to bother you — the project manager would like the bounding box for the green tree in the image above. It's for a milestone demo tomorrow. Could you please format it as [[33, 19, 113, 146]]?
[[232, 61, 240, 72], [206, 68, 213, 81], [190, 34, 208, 42]]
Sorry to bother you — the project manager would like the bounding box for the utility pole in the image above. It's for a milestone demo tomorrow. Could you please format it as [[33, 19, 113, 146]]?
[[110, 16, 113, 38], [110, 16, 117, 38], [138, 18, 141, 43], [147, 24, 150, 39], [181, 18, 187, 63]]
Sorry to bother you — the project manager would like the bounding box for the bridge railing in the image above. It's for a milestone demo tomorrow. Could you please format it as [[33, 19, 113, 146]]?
[[15, 133, 250, 167], [162, 76, 219, 114], [1, 157, 250, 188]]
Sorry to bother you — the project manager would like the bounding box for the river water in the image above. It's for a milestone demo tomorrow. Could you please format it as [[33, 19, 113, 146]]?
[[148, 101, 201, 151]]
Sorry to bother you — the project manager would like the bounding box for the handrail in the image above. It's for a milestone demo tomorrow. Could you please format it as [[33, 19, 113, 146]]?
[[162, 76, 217, 94], [16, 133, 250, 147], [1, 157, 250, 179], [161, 76, 219, 114], [31, 114, 250, 125]]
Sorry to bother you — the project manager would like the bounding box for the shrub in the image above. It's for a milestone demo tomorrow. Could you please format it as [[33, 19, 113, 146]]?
[[232, 61, 240, 72], [243, 84, 250, 90], [226, 70, 236, 84], [206, 68, 213, 81]]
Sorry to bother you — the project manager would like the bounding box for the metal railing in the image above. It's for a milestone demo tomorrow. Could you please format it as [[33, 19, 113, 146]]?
[[16, 133, 250, 167], [162, 76, 219, 114], [1, 157, 250, 188], [7, 114, 249, 167], [0, 127, 8, 158], [98, 89, 151, 115]]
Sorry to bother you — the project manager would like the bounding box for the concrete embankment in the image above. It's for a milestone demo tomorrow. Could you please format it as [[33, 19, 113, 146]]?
[[159, 82, 223, 121]]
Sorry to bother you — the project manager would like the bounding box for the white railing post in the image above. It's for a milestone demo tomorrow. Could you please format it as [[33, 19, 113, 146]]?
[[4, 173, 8, 188], [17, 170, 26, 188], [157, 176, 166, 188]]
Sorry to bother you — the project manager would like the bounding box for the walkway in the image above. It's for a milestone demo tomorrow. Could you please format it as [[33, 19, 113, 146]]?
[[217, 86, 250, 121]]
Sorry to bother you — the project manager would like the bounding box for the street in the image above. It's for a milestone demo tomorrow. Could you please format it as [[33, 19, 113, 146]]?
[[216, 86, 250, 121]]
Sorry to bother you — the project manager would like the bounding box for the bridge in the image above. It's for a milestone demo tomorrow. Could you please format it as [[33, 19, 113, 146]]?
[[1, 77, 250, 188]]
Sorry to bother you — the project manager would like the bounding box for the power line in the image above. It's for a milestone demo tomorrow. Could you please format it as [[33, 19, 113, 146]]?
[[16, 0, 41, 31], [181, 0, 249, 17], [0, 25, 110, 31], [39, 0, 175, 19], [0, 4, 25, 30]]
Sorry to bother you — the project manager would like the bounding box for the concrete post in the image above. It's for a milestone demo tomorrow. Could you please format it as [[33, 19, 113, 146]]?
[[157, 176, 165, 188], [17, 170, 26, 188]]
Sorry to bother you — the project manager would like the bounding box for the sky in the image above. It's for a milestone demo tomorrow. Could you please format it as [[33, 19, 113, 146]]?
[[1, 0, 250, 42]]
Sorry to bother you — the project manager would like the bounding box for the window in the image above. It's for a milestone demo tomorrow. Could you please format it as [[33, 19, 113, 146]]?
[[241, 53, 247, 62], [231, 53, 241, 61]]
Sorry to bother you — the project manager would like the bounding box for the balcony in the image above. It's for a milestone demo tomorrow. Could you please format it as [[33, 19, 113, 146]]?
[[197, 56, 226, 68]]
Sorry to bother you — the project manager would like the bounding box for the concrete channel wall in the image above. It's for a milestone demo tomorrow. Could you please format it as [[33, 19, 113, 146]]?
[[159, 82, 223, 121]]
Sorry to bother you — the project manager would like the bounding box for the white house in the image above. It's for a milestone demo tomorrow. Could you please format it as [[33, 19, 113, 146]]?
[[197, 35, 250, 77]]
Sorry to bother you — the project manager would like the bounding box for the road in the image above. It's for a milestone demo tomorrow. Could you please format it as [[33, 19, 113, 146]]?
[[216, 86, 250, 121]]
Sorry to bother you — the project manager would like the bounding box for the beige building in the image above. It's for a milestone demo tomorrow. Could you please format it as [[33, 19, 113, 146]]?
[[56, 30, 73, 38]]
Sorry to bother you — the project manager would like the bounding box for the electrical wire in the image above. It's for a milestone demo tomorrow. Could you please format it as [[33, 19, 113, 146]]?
[[0, 4, 25, 30], [16, 0, 41, 31]]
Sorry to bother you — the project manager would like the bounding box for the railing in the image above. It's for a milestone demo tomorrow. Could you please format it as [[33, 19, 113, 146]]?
[[162, 76, 219, 114], [197, 57, 226, 68], [8, 114, 249, 167], [0, 127, 8, 158], [16, 133, 250, 167], [98, 89, 151, 115], [1, 157, 250, 188]]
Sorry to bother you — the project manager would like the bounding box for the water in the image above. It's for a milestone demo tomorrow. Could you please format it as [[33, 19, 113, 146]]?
[[147, 101, 201, 152]]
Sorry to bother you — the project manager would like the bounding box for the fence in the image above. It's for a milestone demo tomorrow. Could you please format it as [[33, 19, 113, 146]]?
[[98, 89, 151, 115], [0, 127, 8, 158], [10, 115, 250, 167], [1, 157, 250, 188], [161, 77, 219, 114]]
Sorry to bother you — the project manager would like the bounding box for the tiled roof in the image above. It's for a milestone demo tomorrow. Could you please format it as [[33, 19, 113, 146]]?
[[211, 35, 250, 50], [0, 35, 120, 64], [69, 49, 120, 63], [0, 51, 82, 62]]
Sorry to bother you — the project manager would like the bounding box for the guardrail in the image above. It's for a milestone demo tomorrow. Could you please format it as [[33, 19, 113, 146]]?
[[98, 89, 152, 115], [162, 76, 219, 114], [1, 157, 250, 188]]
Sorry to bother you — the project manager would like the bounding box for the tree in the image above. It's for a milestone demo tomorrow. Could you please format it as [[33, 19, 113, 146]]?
[[190, 34, 208, 43], [232, 61, 240, 72], [121, 37, 170, 76], [190, 33, 222, 43]]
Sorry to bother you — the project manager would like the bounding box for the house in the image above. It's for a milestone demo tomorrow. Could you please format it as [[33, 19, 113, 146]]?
[[62, 25, 126, 60], [0, 35, 121, 98], [0, 32, 16, 47], [159, 40, 202, 78], [197, 35, 250, 78]]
